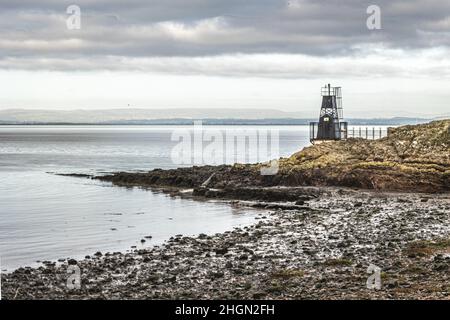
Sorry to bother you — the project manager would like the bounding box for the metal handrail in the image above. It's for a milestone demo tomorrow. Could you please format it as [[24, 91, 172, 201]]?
[[320, 86, 341, 97], [310, 123, 388, 142]]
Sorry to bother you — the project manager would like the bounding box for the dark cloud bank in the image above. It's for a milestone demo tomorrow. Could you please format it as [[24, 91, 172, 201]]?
[[0, 0, 448, 69]]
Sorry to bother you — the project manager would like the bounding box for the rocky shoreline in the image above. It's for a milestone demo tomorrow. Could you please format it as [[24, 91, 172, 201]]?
[[2, 120, 449, 299], [2, 186, 449, 300], [92, 120, 449, 194]]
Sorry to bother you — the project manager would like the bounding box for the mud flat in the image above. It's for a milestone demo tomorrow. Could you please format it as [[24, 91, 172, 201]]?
[[2, 188, 449, 300]]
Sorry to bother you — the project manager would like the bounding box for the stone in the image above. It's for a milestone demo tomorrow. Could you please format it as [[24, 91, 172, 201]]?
[[68, 259, 77, 265]]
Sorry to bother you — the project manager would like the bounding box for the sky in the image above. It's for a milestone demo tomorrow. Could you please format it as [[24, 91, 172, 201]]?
[[0, 0, 449, 118]]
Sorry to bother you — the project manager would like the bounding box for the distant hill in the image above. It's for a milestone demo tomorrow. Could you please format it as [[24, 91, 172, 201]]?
[[0, 108, 304, 124]]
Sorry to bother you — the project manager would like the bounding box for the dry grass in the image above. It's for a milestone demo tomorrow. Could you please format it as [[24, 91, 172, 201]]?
[[404, 238, 450, 258], [323, 258, 353, 267]]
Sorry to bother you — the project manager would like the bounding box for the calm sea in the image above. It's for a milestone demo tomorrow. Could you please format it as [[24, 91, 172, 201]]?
[[0, 125, 387, 270]]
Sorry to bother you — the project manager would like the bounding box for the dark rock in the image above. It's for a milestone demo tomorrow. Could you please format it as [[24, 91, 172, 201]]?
[[215, 248, 228, 255], [253, 292, 265, 299], [68, 259, 77, 265], [209, 271, 224, 279]]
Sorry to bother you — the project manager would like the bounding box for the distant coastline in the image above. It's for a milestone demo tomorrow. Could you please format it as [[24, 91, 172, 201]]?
[[1, 108, 447, 126], [0, 117, 435, 126]]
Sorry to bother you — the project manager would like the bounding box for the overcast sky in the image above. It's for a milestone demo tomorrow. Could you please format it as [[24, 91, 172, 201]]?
[[0, 0, 449, 117]]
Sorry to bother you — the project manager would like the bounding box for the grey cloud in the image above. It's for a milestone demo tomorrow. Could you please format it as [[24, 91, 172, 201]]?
[[1, 50, 448, 79], [0, 0, 449, 70]]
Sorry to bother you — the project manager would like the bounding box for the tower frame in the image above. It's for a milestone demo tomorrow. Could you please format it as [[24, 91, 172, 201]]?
[[310, 84, 347, 143]]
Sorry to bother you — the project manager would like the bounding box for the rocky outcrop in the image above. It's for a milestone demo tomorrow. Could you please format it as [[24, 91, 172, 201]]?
[[97, 120, 449, 193], [273, 119, 449, 192]]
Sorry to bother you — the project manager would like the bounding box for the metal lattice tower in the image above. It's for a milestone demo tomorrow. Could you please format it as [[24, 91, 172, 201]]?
[[310, 84, 347, 143]]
